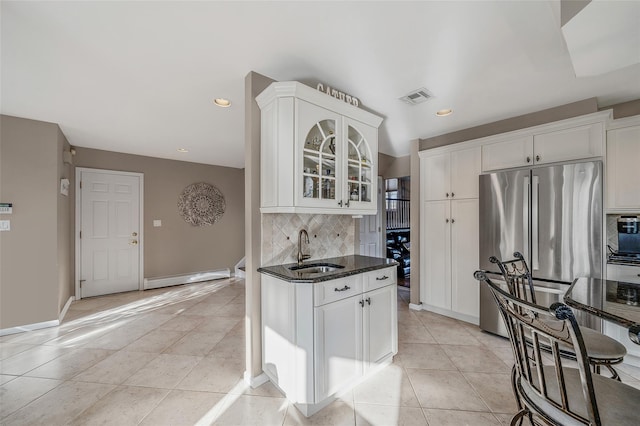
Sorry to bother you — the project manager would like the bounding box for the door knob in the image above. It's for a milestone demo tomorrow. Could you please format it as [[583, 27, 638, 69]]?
[[130, 240, 138, 245], [536, 154, 541, 162]]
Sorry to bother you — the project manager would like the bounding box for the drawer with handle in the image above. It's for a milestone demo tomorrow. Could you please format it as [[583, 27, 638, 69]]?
[[363, 267, 397, 292], [607, 263, 640, 285], [314, 275, 363, 306]]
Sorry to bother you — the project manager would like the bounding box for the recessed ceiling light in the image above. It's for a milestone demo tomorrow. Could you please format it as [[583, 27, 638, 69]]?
[[177, 148, 189, 153], [436, 109, 453, 117], [214, 98, 231, 107]]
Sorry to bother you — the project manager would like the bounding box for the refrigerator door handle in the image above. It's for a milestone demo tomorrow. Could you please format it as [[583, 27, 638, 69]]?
[[523, 176, 530, 263], [532, 175, 540, 271]]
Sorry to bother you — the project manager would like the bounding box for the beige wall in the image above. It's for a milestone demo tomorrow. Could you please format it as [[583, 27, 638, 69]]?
[[74, 148, 245, 278], [1, 115, 69, 328], [245, 71, 276, 380], [609, 99, 640, 119], [56, 127, 73, 314], [409, 139, 420, 305], [378, 152, 410, 179]]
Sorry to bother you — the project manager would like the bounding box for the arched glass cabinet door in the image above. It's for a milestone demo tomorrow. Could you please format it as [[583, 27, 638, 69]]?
[[302, 119, 337, 202], [346, 124, 373, 204]]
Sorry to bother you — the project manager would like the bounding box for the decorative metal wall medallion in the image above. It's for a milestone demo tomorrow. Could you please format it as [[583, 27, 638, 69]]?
[[178, 182, 225, 226]]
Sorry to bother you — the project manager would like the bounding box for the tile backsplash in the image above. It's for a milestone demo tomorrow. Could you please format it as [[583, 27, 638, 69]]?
[[262, 213, 355, 266]]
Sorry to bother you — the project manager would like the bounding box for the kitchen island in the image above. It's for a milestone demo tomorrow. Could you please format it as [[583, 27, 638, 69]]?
[[258, 255, 398, 417]]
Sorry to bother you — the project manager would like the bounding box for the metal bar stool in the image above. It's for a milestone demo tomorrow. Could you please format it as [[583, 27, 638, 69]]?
[[475, 270, 640, 425], [490, 252, 626, 381]]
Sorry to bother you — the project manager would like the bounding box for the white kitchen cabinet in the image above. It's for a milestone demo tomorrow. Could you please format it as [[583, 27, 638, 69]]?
[[422, 200, 451, 311], [261, 266, 397, 417], [363, 284, 398, 372], [420, 198, 479, 323], [256, 81, 383, 215], [482, 121, 604, 171], [482, 135, 534, 172], [604, 263, 640, 362], [421, 146, 481, 201], [450, 199, 480, 319], [607, 263, 640, 284], [606, 124, 640, 210], [314, 294, 363, 401]]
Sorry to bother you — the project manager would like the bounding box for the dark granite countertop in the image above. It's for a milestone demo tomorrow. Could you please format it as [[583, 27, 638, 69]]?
[[257, 255, 398, 283], [565, 277, 640, 344]]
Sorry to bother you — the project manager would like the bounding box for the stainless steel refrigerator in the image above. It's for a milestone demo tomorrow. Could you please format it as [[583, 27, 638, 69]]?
[[479, 160, 603, 336]]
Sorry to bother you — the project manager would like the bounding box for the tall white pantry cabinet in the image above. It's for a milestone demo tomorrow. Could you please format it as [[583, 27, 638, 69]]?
[[418, 111, 612, 325], [420, 147, 482, 324]]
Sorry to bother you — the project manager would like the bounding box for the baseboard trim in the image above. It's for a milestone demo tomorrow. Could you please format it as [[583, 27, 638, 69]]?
[[0, 319, 60, 337], [421, 303, 479, 325], [408, 303, 423, 311], [243, 371, 269, 388], [143, 268, 231, 290], [59, 296, 75, 322]]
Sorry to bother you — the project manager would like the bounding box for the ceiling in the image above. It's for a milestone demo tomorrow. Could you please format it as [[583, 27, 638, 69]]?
[[2, 1, 639, 169]]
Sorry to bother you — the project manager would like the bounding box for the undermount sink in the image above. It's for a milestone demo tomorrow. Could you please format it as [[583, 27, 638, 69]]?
[[289, 263, 345, 274]]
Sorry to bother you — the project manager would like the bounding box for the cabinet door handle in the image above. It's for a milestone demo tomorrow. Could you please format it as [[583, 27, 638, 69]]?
[[334, 285, 351, 292], [376, 275, 389, 281], [445, 218, 449, 223], [451, 192, 455, 198], [359, 299, 365, 308], [451, 218, 455, 223], [445, 192, 449, 198], [366, 297, 371, 305], [536, 154, 541, 162], [345, 200, 350, 207], [526, 156, 531, 163], [338, 200, 343, 207]]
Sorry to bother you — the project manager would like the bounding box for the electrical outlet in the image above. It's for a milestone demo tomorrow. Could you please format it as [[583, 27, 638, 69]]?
[[153, 220, 162, 227], [0, 220, 10, 231]]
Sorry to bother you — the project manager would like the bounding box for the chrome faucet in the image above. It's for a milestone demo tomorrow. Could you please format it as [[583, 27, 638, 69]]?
[[297, 229, 310, 265]]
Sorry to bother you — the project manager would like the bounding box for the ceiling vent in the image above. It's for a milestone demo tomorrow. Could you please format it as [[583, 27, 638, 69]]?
[[399, 88, 434, 105]]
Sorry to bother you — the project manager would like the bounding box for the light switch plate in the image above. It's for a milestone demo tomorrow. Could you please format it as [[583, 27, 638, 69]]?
[[0, 220, 10, 231], [153, 220, 162, 227]]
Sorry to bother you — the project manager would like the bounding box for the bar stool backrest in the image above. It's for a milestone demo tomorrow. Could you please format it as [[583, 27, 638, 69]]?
[[474, 270, 600, 425], [490, 252, 537, 304]]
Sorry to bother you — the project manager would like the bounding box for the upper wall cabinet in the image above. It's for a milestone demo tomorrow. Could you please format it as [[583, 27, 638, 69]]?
[[257, 82, 383, 215], [482, 119, 606, 172], [421, 146, 481, 201], [606, 121, 640, 211]]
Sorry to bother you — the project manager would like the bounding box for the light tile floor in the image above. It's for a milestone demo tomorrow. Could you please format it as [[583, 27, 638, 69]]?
[[2, 279, 640, 425]]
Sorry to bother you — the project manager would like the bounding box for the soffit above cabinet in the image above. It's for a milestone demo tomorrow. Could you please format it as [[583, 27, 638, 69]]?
[[256, 81, 383, 129]]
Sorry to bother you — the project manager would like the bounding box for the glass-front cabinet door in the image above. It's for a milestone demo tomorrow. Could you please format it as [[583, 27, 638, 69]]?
[[343, 117, 377, 210], [297, 100, 342, 208], [256, 81, 382, 215]]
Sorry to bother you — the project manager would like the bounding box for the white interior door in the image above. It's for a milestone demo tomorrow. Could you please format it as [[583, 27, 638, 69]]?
[[358, 177, 383, 257], [77, 169, 143, 298]]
